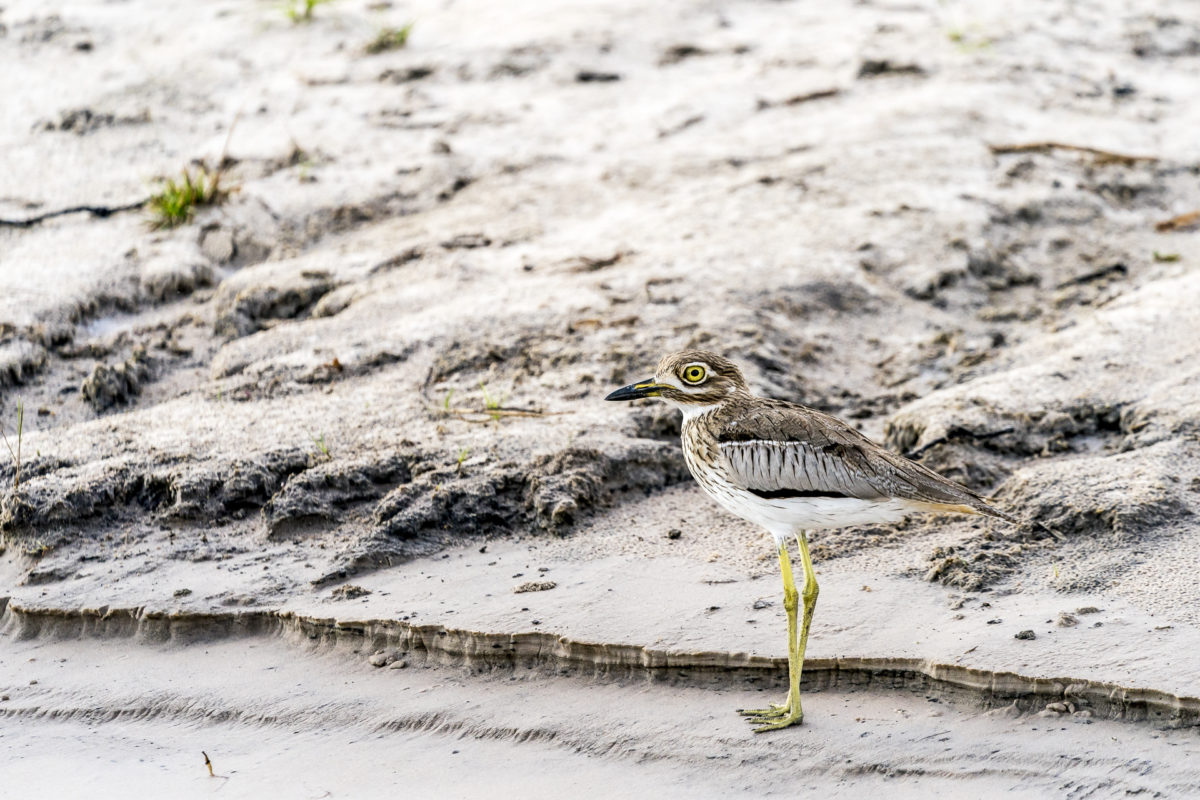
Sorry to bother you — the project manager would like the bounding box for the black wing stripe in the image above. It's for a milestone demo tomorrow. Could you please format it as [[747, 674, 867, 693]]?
[[748, 488, 851, 500]]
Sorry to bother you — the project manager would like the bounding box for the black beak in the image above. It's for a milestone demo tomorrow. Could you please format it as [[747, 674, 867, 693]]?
[[605, 377, 663, 401]]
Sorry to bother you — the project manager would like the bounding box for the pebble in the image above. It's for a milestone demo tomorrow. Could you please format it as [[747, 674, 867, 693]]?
[[1014, 629, 1036, 640], [200, 227, 236, 263]]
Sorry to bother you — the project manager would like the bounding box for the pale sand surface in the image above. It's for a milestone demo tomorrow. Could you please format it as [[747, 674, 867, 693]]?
[[6, 634, 1200, 800]]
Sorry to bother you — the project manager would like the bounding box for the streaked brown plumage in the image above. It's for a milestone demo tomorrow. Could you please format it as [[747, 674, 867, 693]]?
[[606, 349, 1015, 732], [706, 394, 1013, 520]]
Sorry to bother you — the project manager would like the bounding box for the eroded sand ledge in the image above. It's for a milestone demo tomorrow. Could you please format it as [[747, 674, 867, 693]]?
[[5, 598, 1196, 728]]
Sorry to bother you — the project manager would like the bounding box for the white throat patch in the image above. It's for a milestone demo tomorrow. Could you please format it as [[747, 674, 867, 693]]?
[[678, 403, 721, 421]]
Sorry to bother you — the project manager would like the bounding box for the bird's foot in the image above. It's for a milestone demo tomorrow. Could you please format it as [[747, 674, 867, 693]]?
[[737, 697, 804, 732], [737, 700, 788, 718]]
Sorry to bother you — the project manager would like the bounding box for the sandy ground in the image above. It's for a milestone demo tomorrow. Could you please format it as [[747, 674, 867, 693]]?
[[2, 0, 1200, 796], [7, 633, 1200, 800]]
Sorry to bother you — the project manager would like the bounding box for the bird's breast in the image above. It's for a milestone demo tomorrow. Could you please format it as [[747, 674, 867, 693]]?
[[681, 417, 740, 503]]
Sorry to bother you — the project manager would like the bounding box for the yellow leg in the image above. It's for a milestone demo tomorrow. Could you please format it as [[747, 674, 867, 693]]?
[[795, 530, 819, 693], [738, 532, 818, 732]]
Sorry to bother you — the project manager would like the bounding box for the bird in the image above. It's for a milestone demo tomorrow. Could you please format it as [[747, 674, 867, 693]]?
[[606, 349, 1015, 732]]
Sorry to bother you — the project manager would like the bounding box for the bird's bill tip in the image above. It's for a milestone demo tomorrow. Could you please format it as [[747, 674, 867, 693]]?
[[605, 378, 662, 401]]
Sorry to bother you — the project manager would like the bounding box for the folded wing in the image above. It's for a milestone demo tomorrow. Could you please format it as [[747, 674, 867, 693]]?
[[716, 402, 1013, 520]]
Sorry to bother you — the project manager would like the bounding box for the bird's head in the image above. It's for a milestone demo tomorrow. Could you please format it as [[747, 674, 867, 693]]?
[[605, 350, 748, 409]]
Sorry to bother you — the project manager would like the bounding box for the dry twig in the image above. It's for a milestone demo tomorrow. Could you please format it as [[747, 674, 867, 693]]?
[[435, 406, 569, 424], [1155, 210, 1200, 233], [988, 141, 1157, 166]]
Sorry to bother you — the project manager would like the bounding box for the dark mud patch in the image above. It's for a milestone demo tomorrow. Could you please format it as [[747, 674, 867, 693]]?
[[0, 455, 74, 491], [575, 70, 621, 83], [378, 66, 435, 84], [887, 398, 1131, 462], [320, 440, 689, 584], [37, 107, 150, 135], [0, 340, 47, 388], [760, 280, 880, 317], [80, 346, 153, 412], [0, 448, 312, 539], [264, 454, 414, 539], [857, 59, 926, 78], [629, 404, 682, 442], [659, 44, 710, 66], [922, 445, 1193, 591]]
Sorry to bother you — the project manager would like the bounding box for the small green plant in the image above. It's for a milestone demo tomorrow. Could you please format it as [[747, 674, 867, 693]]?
[[285, 0, 334, 23], [443, 388, 455, 410], [1, 398, 23, 490], [1153, 251, 1181, 263], [456, 447, 469, 473], [480, 382, 505, 421], [148, 166, 225, 229], [365, 23, 413, 54], [309, 431, 331, 460], [946, 27, 991, 52]]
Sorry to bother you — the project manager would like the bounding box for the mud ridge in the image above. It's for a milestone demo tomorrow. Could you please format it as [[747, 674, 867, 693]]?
[[3, 600, 1196, 728]]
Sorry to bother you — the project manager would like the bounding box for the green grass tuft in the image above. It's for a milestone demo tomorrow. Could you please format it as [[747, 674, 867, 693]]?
[[479, 382, 505, 422], [147, 167, 225, 229], [285, 0, 334, 23], [365, 23, 414, 54], [309, 431, 331, 460]]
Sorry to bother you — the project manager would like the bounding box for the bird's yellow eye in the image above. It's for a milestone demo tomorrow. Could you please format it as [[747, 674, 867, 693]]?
[[682, 364, 707, 384]]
